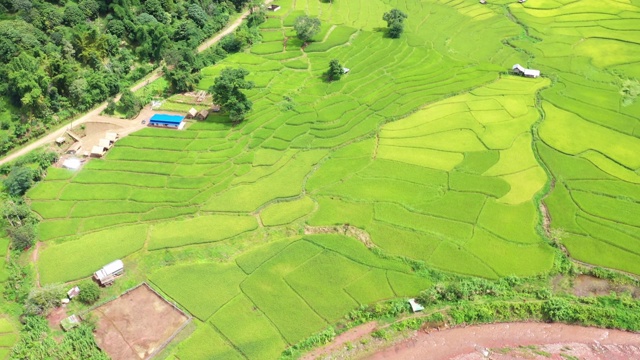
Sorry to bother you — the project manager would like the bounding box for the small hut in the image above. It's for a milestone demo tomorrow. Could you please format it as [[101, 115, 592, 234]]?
[[90, 146, 105, 158], [211, 104, 221, 112], [196, 109, 209, 121], [62, 158, 82, 170], [267, 4, 281, 11], [408, 299, 424, 313], [94, 259, 124, 286], [98, 139, 111, 150], [67, 286, 80, 299], [187, 108, 198, 119], [61, 315, 81, 331], [55, 137, 66, 145], [105, 132, 119, 143], [66, 142, 82, 155]]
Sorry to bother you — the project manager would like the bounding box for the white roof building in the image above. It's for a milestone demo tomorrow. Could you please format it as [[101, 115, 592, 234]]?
[[62, 158, 82, 170], [512, 64, 540, 78], [408, 298, 424, 312]]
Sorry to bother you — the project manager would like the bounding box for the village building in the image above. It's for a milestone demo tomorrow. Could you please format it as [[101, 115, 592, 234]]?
[[512, 64, 540, 78], [67, 286, 80, 299], [196, 109, 209, 121], [105, 132, 119, 143], [212, 104, 221, 112], [98, 138, 112, 150], [94, 259, 124, 286], [187, 108, 198, 119], [61, 314, 81, 331], [66, 142, 82, 155], [267, 4, 281, 11], [408, 298, 424, 313], [90, 145, 106, 158], [149, 114, 186, 129], [55, 137, 66, 145]]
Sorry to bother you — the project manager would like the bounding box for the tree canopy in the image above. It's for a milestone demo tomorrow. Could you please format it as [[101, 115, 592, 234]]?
[[382, 9, 408, 38], [328, 59, 343, 81], [294, 15, 321, 43], [209, 67, 254, 123]]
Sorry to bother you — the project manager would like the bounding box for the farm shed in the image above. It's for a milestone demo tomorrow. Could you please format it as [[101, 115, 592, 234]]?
[[408, 298, 424, 312], [66, 142, 81, 155], [98, 138, 111, 149], [105, 132, 119, 142], [90, 145, 106, 158], [187, 108, 198, 119], [94, 259, 124, 286], [149, 114, 185, 129], [512, 64, 540, 78], [267, 4, 281, 11], [196, 110, 209, 121], [67, 286, 80, 299], [61, 314, 81, 331], [55, 137, 66, 145], [212, 104, 221, 112]]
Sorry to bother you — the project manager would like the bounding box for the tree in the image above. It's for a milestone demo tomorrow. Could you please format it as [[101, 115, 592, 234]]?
[[119, 91, 142, 118], [77, 281, 100, 304], [328, 59, 343, 81], [4, 166, 34, 197], [24, 283, 65, 315], [382, 9, 407, 38], [294, 15, 321, 44], [7, 223, 36, 251], [209, 67, 254, 123]]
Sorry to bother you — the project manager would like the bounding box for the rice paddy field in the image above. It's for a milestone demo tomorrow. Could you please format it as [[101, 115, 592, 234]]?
[[25, 0, 640, 358]]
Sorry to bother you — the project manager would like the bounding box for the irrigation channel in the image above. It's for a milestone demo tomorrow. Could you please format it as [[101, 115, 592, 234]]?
[[365, 322, 640, 360]]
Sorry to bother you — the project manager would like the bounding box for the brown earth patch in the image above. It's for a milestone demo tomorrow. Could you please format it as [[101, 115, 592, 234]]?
[[46, 306, 68, 330], [366, 323, 640, 360], [91, 283, 190, 360], [304, 225, 373, 248]]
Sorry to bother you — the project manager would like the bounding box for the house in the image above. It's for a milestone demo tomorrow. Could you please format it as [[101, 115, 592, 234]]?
[[105, 132, 119, 143], [480, 0, 486, 4], [62, 158, 82, 171], [66, 142, 82, 155], [94, 259, 124, 286], [211, 104, 221, 112], [55, 137, 66, 145], [61, 314, 81, 331], [98, 138, 111, 150], [149, 114, 185, 129], [196, 109, 209, 121], [408, 298, 424, 313], [512, 64, 540, 78], [90, 145, 105, 158], [67, 286, 80, 299], [187, 108, 198, 119], [267, 4, 281, 11], [342, 67, 350, 74]]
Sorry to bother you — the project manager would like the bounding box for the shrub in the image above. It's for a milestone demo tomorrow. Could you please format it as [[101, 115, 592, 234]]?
[[4, 166, 34, 197], [24, 283, 65, 316], [77, 281, 100, 305]]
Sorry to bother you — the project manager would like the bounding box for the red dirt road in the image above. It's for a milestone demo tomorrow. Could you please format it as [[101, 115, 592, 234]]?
[[367, 323, 640, 360]]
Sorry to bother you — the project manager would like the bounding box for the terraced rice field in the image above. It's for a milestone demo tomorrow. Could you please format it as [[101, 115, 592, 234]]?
[[25, 0, 640, 358]]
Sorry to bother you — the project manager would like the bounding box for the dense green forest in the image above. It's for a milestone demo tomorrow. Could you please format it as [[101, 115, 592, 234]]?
[[0, 0, 255, 154]]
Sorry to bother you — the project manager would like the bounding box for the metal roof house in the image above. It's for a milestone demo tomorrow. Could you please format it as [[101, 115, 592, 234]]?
[[149, 114, 186, 129], [267, 4, 281, 11], [94, 259, 124, 286], [105, 132, 119, 143], [512, 64, 540, 78], [90, 145, 106, 158], [408, 298, 424, 313]]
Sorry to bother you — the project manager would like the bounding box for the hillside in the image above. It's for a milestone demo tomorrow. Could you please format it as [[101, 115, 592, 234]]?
[[0, 0, 256, 154], [12, 0, 640, 358]]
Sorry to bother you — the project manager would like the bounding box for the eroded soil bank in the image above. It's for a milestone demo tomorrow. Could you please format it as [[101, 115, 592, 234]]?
[[366, 323, 640, 360]]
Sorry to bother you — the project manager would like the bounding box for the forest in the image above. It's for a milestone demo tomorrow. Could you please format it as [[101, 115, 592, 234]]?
[[0, 0, 255, 154]]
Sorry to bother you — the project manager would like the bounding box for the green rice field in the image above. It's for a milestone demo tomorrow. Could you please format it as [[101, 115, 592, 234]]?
[[25, 0, 640, 358]]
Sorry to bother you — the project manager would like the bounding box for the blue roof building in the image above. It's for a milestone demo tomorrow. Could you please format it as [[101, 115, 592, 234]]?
[[149, 114, 185, 128]]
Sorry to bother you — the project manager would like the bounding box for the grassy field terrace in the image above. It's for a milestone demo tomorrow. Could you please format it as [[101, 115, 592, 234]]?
[[24, 0, 640, 358]]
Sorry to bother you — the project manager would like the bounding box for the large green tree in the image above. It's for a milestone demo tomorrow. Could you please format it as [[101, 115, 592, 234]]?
[[209, 67, 254, 123], [383, 8, 408, 38], [294, 15, 321, 43]]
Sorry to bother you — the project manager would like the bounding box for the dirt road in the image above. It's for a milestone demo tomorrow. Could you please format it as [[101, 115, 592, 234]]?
[[0, 0, 273, 167], [367, 323, 640, 360]]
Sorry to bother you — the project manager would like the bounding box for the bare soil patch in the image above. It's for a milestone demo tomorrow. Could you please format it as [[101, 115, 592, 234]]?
[[366, 323, 640, 360], [305, 225, 373, 248], [46, 306, 68, 330], [91, 283, 190, 360]]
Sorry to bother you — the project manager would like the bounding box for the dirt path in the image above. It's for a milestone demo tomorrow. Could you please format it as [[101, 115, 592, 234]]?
[[0, 0, 273, 167], [366, 323, 640, 360], [30, 242, 41, 288]]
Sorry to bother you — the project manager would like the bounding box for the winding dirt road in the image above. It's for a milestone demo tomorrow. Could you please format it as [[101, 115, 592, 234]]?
[[0, 0, 273, 167]]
